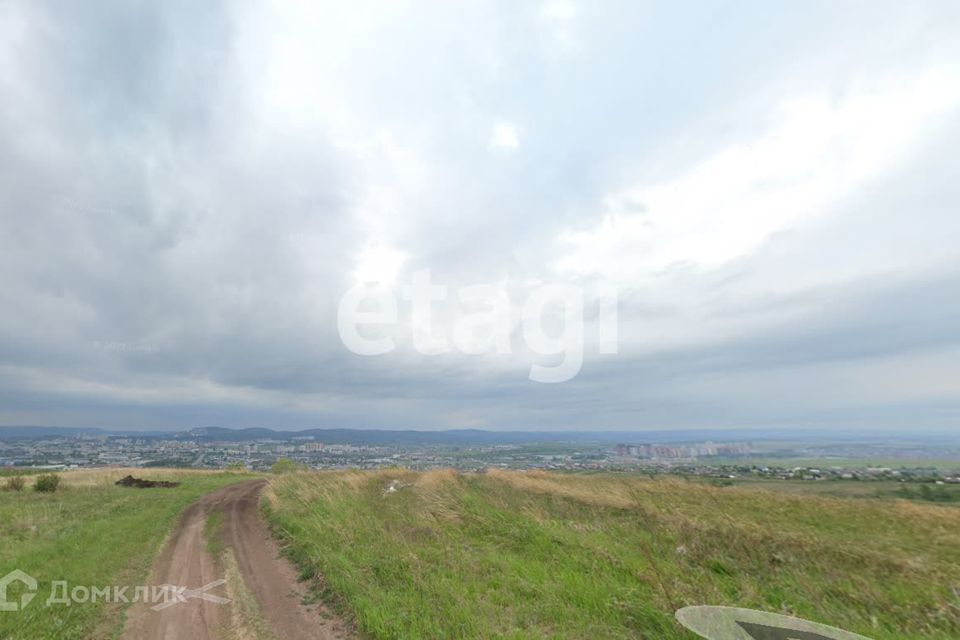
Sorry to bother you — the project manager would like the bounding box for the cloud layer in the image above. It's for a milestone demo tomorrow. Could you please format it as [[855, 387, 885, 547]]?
[[2, 0, 959, 431]]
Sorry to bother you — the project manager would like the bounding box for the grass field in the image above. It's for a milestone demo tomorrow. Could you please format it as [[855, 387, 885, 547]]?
[[265, 469, 960, 640], [0, 468, 45, 477], [0, 468, 254, 640], [696, 477, 960, 502]]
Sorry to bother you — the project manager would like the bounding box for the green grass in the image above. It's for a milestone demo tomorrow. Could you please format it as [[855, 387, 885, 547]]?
[[204, 509, 226, 564], [265, 469, 960, 640], [0, 468, 254, 640]]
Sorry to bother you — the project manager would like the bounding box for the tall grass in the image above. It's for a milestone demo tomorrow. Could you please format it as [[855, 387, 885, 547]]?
[[265, 469, 960, 640]]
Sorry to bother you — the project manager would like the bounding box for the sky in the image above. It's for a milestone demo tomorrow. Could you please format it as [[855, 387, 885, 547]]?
[[1, 0, 959, 432]]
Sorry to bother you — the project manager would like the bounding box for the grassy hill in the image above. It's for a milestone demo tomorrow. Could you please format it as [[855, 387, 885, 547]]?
[[265, 469, 960, 639], [0, 468, 254, 639]]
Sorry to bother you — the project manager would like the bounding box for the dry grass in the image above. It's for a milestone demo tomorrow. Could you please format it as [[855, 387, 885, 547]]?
[[45, 466, 226, 490]]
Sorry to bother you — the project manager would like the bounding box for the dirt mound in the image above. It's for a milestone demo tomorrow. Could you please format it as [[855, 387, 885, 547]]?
[[115, 475, 181, 488]]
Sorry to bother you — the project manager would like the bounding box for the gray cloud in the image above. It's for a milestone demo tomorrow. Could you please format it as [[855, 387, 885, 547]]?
[[1, 0, 959, 431]]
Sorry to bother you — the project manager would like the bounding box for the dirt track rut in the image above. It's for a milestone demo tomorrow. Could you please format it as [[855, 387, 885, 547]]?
[[122, 479, 352, 640]]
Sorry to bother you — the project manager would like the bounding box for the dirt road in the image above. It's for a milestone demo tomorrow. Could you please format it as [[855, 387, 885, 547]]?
[[123, 479, 353, 640]]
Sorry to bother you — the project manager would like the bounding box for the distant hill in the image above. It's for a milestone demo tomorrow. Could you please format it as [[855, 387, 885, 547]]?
[[3, 424, 957, 446], [5, 424, 704, 445], [0, 426, 108, 440], [0, 426, 168, 440]]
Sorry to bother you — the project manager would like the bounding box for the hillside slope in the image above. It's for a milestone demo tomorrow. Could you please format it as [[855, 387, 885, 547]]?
[[265, 469, 960, 639]]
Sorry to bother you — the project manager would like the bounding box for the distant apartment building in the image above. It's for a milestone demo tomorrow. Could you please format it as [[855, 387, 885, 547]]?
[[615, 441, 754, 460]]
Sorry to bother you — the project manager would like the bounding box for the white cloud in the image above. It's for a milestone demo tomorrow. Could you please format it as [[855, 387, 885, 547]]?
[[488, 122, 520, 151], [353, 243, 408, 285], [539, 0, 579, 52], [555, 67, 960, 282]]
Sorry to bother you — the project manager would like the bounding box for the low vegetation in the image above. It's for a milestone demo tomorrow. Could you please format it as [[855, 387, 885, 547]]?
[[271, 457, 304, 474], [896, 483, 960, 503], [33, 473, 61, 493], [265, 469, 960, 640], [0, 468, 254, 640]]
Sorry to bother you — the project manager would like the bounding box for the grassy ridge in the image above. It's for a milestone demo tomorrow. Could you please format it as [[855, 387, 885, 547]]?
[[697, 477, 960, 502], [265, 469, 960, 639], [0, 468, 253, 639]]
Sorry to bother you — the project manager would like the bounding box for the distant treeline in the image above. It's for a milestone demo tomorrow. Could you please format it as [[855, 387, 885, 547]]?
[[896, 483, 960, 502]]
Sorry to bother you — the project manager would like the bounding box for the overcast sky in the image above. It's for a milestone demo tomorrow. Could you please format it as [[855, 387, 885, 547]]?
[[2, 1, 959, 431]]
